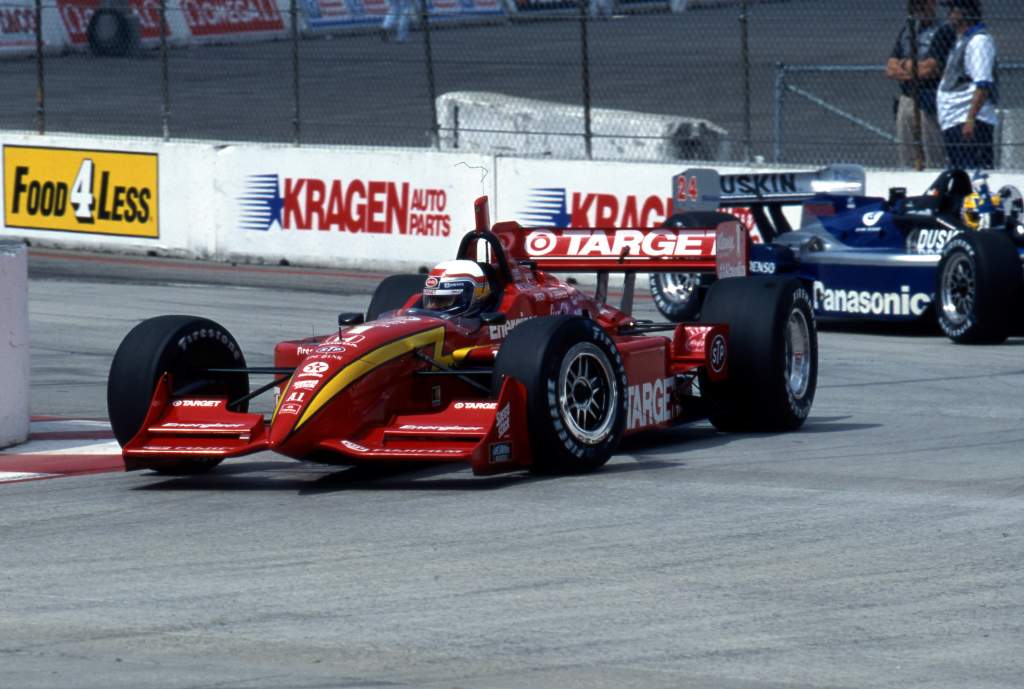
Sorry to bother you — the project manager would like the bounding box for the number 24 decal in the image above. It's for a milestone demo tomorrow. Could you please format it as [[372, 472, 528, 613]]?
[[676, 175, 698, 203]]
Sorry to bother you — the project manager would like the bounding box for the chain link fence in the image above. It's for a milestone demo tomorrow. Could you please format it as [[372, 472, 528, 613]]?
[[1, 0, 1021, 169]]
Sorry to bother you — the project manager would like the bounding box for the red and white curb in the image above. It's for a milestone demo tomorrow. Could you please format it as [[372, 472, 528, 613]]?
[[0, 418, 124, 484]]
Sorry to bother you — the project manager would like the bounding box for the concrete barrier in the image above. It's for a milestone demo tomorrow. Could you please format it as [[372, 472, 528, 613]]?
[[437, 91, 730, 162], [3, 129, 1024, 272], [0, 239, 29, 449]]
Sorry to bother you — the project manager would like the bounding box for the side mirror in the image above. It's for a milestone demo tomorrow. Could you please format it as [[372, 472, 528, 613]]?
[[338, 312, 365, 327], [481, 312, 506, 326]]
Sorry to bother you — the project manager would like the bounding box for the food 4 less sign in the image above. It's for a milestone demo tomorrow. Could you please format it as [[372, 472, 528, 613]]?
[[3, 145, 158, 238]]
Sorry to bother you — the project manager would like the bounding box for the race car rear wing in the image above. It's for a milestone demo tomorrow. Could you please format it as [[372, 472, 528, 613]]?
[[472, 196, 740, 275], [470, 196, 747, 316], [672, 165, 866, 213]]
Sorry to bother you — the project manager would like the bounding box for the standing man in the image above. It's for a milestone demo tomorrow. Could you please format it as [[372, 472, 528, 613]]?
[[886, 0, 956, 169], [938, 0, 998, 169], [382, 0, 414, 42]]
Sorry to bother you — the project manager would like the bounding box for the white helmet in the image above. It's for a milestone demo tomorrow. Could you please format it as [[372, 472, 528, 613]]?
[[422, 260, 492, 315]]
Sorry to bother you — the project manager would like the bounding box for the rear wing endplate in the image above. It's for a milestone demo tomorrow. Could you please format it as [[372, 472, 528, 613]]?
[[672, 165, 866, 213]]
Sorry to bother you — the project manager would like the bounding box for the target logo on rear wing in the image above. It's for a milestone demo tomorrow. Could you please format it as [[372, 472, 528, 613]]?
[[493, 222, 743, 274]]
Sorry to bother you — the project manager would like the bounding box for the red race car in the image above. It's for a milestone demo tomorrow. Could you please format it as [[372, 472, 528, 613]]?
[[107, 198, 818, 476]]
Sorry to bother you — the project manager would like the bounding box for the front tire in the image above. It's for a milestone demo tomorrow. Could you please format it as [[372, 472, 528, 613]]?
[[700, 276, 817, 432], [493, 316, 627, 474], [935, 231, 1023, 344], [107, 316, 249, 474]]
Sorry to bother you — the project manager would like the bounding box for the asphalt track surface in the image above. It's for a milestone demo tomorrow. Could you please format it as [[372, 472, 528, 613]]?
[[1, 1, 1021, 166], [3, 248, 1024, 688]]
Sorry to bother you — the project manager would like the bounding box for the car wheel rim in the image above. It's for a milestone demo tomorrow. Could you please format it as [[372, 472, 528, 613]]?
[[941, 253, 974, 327], [558, 343, 617, 445], [784, 309, 811, 400], [655, 273, 699, 308]]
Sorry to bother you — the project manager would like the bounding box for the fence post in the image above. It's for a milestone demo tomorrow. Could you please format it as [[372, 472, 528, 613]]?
[[420, 0, 440, 149], [739, 0, 751, 163], [772, 62, 784, 163], [160, 0, 170, 140], [291, 0, 301, 145], [907, 14, 923, 170], [578, 0, 592, 160], [34, 0, 44, 134]]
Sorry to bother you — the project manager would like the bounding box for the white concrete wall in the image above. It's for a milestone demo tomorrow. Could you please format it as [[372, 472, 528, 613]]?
[[0, 239, 29, 448], [3, 129, 1024, 272]]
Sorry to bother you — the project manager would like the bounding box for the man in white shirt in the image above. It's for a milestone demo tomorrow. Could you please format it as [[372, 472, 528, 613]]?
[[937, 0, 998, 169]]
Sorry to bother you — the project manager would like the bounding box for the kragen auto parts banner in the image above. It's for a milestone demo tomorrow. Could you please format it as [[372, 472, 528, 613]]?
[[3, 145, 159, 238]]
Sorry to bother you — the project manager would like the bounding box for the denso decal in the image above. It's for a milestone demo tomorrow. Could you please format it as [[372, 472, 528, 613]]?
[[181, 0, 284, 36], [524, 228, 716, 259], [749, 261, 776, 274], [627, 377, 673, 431], [813, 281, 930, 316], [238, 174, 451, 236], [489, 442, 511, 464], [909, 228, 961, 255], [489, 316, 534, 340], [518, 187, 672, 229]]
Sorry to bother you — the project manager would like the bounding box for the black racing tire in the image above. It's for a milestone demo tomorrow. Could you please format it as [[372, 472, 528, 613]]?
[[649, 272, 704, 322], [107, 316, 249, 474], [699, 276, 817, 432], [1005, 220, 1024, 248], [366, 274, 426, 320], [935, 231, 1023, 344], [86, 9, 138, 58], [648, 212, 734, 322], [492, 316, 627, 474]]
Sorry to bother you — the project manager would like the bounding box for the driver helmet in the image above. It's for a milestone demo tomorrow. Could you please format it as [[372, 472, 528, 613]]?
[[961, 188, 1003, 230], [421, 260, 492, 316]]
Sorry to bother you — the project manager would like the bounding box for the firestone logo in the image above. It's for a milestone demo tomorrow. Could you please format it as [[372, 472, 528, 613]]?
[[519, 187, 672, 229], [239, 174, 451, 237]]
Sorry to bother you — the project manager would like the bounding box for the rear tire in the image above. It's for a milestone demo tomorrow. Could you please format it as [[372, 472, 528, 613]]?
[[367, 274, 426, 320], [86, 9, 138, 57], [107, 316, 249, 474], [700, 276, 817, 432], [493, 317, 627, 474], [935, 231, 1023, 344], [648, 212, 733, 322]]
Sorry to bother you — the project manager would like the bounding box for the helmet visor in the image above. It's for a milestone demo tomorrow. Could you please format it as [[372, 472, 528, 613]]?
[[422, 281, 473, 313]]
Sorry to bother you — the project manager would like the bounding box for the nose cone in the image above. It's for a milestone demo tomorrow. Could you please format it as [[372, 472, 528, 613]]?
[[269, 357, 338, 450], [268, 316, 448, 455]]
